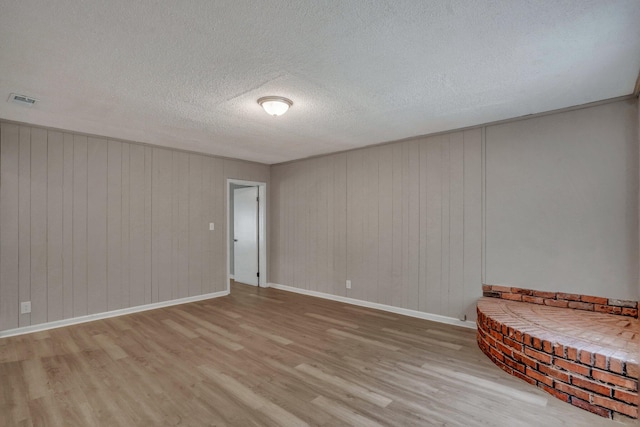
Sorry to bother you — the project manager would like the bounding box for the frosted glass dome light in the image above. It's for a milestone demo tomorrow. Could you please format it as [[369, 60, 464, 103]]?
[[258, 96, 293, 117]]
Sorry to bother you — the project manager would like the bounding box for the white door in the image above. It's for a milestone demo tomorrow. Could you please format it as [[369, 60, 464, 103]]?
[[234, 186, 259, 286]]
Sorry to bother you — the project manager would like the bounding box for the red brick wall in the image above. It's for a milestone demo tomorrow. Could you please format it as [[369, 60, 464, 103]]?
[[482, 284, 638, 318], [477, 305, 639, 419]]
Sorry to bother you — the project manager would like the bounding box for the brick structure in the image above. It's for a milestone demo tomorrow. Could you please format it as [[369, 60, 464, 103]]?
[[482, 284, 638, 318], [477, 297, 639, 420]]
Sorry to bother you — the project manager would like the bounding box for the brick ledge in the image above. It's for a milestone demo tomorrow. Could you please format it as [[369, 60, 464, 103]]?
[[477, 297, 639, 420], [482, 284, 638, 318]]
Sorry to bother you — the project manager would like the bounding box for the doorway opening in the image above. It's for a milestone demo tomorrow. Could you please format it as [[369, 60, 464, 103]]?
[[227, 179, 267, 291]]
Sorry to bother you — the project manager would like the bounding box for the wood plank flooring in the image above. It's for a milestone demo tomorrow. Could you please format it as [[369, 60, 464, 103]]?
[[0, 283, 627, 426]]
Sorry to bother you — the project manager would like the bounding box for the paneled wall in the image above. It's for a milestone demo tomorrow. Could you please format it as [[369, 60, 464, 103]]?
[[270, 130, 483, 321], [485, 100, 638, 300], [0, 121, 269, 332], [270, 98, 640, 319], [2, 99, 636, 332]]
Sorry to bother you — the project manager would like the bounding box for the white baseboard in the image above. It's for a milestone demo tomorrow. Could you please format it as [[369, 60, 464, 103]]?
[[0, 290, 229, 338], [269, 283, 476, 329]]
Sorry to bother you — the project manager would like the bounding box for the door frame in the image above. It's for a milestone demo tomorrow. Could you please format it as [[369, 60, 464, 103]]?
[[227, 179, 267, 290]]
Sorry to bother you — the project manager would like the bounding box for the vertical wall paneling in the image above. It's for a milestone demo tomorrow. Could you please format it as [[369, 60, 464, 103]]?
[[270, 131, 485, 320], [128, 144, 146, 307], [269, 166, 278, 282], [273, 165, 283, 285], [291, 163, 298, 289], [302, 161, 312, 290], [31, 128, 48, 325], [120, 142, 130, 309], [188, 154, 203, 297], [390, 143, 403, 307], [0, 123, 20, 330], [170, 152, 179, 299], [293, 162, 302, 289], [143, 147, 153, 304], [269, 167, 281, 285], [152, 148, 173, 302], [0, 121, 270, 332], [292, 162, 301, 289], [282, 164, 293, 287], [449, 132, 465, 318], [318, 160, 330, 295], [268, 100, 637, 319], [308, 160, 318, 292], [62, 134, 74, 319], [46, 131, 64, 322], [286, 163, 297, 288], [323, 160, 334, 295], [72, 135, 88, 317], [377, 145, 393, 305], [286, 163, 295, 288], [406, 140, 420, 311], [440, 135, 451, 314], [481, 127, 487, 285], [212, 157, 225, 293], [364, 148, 379, 303], [175, 152, 190, 299], [302, 161, 311, 290], [200, 159, 210, 293], [463, 129, 483, 317], [223, 160, 238, 182], [317, 157, 329, 294], [400, 142, 410, 309], [419, 137, 430, 312], [201, 156, 213, 294], [18, 126, 31, 326], [346, 150, 363, 300], [87, 138, 108, 315], [107, 141, 123, 310], [335, 154, 347, 297], [293, 162, 305, 289]]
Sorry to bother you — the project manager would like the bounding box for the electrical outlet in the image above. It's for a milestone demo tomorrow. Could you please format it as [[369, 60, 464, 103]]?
[[346, 280, 351, 289], [20, 301, 31, 314], [209, 222, 215, 231]]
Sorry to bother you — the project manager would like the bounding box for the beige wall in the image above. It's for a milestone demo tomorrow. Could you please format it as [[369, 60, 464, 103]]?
[[1, 98, 637, 333], [485, 100, 638, 300], [0, 121, 269, 332], [269, 98, 639, 321], [270, 130, 483, 321]]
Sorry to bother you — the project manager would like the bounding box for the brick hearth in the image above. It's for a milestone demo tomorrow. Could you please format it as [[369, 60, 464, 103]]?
[[477, 297, 639, 420]]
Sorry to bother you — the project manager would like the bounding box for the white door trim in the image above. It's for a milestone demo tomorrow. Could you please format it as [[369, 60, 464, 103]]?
[[227, 179, 267, 291]]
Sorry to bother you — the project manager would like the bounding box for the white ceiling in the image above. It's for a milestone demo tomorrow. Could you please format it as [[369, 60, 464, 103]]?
[[1, 1, 639, 164]]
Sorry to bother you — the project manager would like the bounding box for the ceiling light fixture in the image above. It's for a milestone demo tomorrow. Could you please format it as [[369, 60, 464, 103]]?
[[257, 96, 292, 117]]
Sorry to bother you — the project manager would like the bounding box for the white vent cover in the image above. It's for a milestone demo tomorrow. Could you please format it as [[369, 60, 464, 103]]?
[[8, 93, 37, 106]]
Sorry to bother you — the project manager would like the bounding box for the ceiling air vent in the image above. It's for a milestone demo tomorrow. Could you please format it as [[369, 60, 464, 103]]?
[[8, 93, 37, 106]]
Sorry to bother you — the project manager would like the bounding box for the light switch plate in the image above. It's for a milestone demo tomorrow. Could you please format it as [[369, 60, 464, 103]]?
[[209, 222, 215, 231]]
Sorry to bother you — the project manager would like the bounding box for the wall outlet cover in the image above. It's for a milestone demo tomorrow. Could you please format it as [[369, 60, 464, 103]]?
[[346, 280, 351, 289], [20, 301, 31, 314]]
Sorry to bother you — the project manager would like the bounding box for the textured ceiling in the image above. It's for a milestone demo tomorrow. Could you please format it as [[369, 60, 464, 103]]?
[[1, 1, 639, 164]]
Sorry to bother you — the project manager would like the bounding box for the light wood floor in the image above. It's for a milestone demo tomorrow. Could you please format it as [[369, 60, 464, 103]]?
[[0, 283, 627, 426]]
